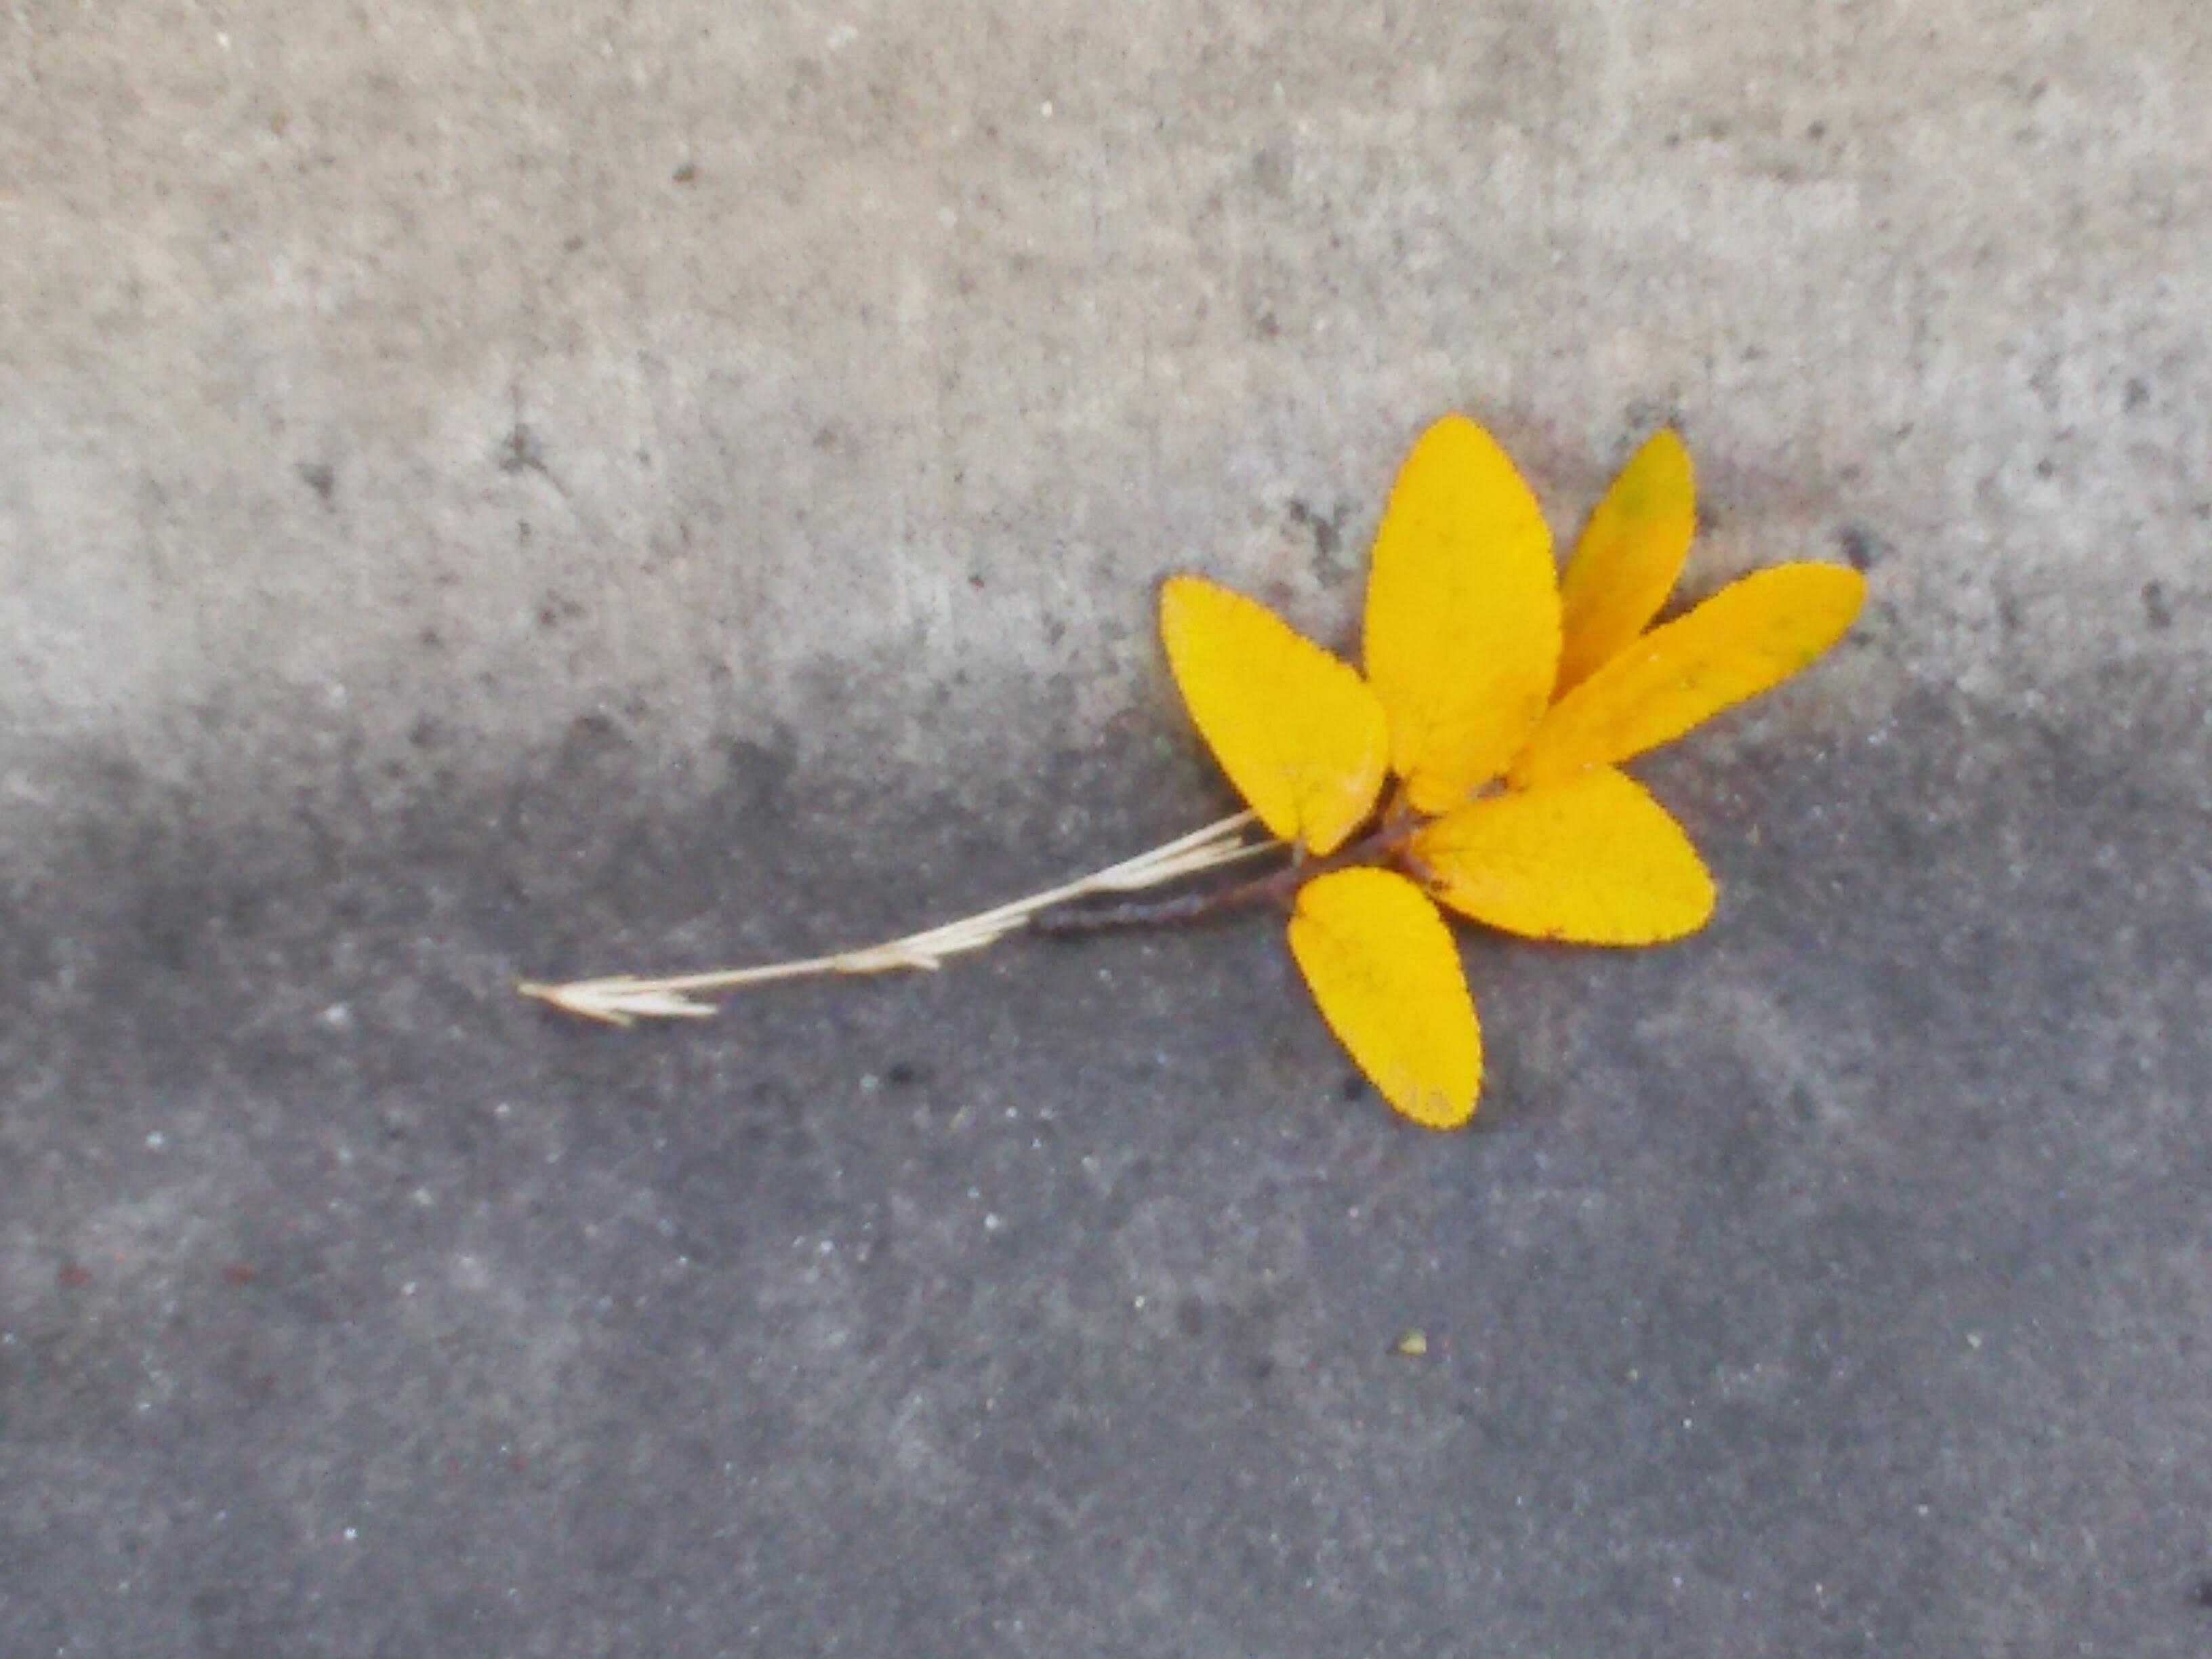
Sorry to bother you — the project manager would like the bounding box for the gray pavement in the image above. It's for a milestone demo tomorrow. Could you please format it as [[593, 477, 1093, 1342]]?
[[5, 2, 2211, 1654]]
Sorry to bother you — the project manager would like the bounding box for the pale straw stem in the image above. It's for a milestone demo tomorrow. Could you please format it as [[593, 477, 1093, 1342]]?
[[518, 811, 1273, 1025]]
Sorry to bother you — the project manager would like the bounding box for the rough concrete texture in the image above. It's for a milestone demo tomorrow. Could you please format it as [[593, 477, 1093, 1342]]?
[[3, 1, 2209, 1654]]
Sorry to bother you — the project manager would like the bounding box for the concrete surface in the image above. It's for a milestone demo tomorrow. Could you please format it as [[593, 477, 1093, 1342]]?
[[3, 0, 2209, 1654]]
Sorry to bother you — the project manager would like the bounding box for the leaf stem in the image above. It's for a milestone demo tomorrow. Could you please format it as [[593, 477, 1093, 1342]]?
[[1028, 801, 1427, 935], [518, 810, 1277, 1025]]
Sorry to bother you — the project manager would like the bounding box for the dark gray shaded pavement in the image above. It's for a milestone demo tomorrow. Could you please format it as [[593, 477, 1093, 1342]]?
[[5, 651, 2211, 1656]]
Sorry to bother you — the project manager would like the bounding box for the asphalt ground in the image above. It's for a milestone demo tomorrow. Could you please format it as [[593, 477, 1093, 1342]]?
[[5, 644, 2212, 1654]]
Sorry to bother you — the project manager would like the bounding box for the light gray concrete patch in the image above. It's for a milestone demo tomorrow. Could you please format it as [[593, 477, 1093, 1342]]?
[[3, 0, 2207, 791]]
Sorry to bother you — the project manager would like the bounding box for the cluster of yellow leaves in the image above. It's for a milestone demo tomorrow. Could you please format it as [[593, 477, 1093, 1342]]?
[[1162, 416, 1864, 1129]]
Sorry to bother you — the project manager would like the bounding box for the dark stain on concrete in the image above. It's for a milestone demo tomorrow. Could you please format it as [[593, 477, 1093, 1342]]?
[[1837, 521, 1889, 571], [2144, 579, 2175, 630], [1288, 497, 1354, 584], [295, 460, 336, 508]]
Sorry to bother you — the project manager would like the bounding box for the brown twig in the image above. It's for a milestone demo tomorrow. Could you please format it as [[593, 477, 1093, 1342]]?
[[1028, 800, 1426, 936]]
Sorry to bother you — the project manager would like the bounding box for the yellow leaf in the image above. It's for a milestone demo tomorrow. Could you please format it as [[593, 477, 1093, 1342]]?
[[1555, 428, 1695, 695], [1510, 565, 1865, 787], [1363, 415, 1561, 813], [1160, 575, 1388, 855], [1410, 768, 1715, 944], [1286, 867, 1481, 1128]]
